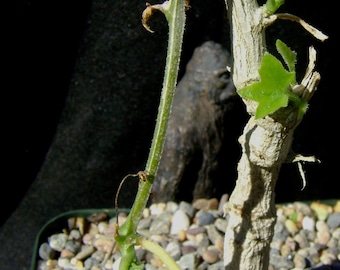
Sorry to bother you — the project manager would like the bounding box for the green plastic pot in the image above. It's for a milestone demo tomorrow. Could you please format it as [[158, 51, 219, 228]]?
[[30, 208, 130, 270]]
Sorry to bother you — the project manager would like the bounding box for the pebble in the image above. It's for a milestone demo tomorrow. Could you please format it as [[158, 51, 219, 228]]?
[[170, 210, 190, 235], [35, 197, 340, 270]]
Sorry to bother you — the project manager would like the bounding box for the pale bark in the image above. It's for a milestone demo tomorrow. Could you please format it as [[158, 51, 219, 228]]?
[[223, 0, 303, 269]]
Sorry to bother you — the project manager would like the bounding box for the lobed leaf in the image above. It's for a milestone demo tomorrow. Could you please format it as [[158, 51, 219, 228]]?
[[276, 39, 297, 73], [238, 52, 295, 119]]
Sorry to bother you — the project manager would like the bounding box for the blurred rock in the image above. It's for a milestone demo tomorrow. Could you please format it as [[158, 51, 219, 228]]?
[[152, 41, 237, 202]]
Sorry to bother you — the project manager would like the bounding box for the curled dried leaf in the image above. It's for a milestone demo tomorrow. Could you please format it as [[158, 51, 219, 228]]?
[[264, 13, 329, 42], [185, 0, 191, 10], [286, 152, 320, 190], [294, 46, 321, 101], [114, 171, 149, 231], [142, 2, 163, 33]]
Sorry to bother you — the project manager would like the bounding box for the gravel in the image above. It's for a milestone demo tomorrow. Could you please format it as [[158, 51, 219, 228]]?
[[35, 196, 340, 270]]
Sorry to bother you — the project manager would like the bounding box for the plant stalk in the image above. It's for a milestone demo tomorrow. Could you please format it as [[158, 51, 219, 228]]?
[[138, 237, 181, 270], [116, 0, 186, 268]]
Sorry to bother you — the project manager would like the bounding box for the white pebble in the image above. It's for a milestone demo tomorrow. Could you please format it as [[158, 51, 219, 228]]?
[[170, 209, 190, 235], [150, 203, 167, 215], [302, 216, 315, 231]]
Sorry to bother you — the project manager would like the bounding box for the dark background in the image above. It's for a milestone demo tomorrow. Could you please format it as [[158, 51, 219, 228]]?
[[1, 0, 337, 269]]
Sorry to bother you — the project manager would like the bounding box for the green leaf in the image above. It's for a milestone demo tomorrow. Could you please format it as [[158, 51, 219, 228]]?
[[238, 40, 308, 120], [276, 39, 297, 73], [130, 262, 145, 270], [264, 0, 285, 15], [238, 53, 295, 119]]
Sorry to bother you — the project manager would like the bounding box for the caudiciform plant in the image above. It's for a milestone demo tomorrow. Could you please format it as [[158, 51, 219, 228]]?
[[113, 0, 328, 269]]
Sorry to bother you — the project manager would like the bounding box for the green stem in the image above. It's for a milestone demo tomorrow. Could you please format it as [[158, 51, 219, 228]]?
[[116, 0, 186, 269], [145, 0, 186, 177], [287, 91, 308, 120], [138, 237, 181, 270]]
